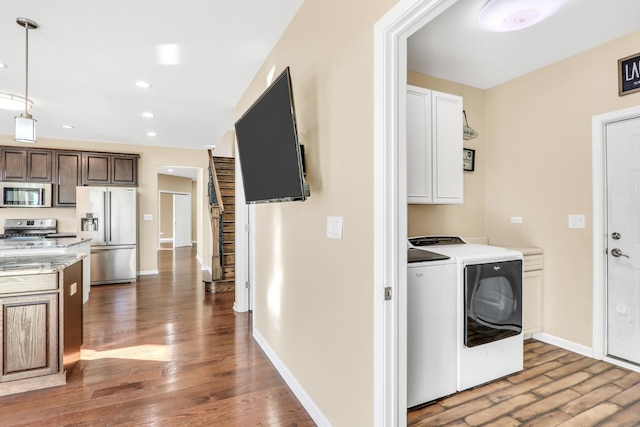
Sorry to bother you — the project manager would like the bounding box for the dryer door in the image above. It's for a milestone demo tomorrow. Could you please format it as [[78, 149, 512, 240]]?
[[464, 259, 523, 348]]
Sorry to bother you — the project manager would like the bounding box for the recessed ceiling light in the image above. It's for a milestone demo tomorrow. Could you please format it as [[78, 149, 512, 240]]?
[[147, 131, 157, 137], [0, 93, 32, 111], [478, 0, 568, 32], [0, 63, 8, 69], [142, 112, 154, 118], [61, 124, 74, 129], [135, 81, 152, 88]]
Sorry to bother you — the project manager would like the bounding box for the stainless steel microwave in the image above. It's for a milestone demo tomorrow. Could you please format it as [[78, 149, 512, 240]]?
[[0, 182, 52, 207]]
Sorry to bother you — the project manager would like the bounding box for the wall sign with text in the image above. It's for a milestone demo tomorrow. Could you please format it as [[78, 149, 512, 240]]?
[[619, 52, 640, 96]]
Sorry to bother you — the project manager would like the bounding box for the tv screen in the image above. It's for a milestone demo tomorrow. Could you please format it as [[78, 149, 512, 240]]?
[[234, 67, 309, 204]]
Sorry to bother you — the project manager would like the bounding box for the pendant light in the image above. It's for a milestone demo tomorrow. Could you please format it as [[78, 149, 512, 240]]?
[[14, 17, 38, 143]]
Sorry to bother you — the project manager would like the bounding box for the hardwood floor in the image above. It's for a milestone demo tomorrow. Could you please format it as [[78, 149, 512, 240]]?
[[409, 340, 640, 426], [0, 246, 314, 426]]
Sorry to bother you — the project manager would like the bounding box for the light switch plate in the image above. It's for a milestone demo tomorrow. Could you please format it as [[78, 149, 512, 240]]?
[[511, 216, 523, 224], [569, 214, 585, 229], [327, 216, 343, 240], [143, 214, 153, 221]]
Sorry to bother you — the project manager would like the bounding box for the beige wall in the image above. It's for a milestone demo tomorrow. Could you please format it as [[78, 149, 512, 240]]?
[[235, 0, 397, 424], [160, 193, 174, 239], [0, 135, 210, 273], [484, 30, 640, 347], [407, 72, 487, 238]]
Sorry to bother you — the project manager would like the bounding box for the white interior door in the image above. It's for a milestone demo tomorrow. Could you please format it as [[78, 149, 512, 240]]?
[[606, 116, 640, 365], [173, 193, 191, 248]]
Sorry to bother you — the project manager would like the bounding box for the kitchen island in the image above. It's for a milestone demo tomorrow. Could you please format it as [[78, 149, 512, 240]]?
[[0, 237, 91, 303], [0, 254, 85, 396]]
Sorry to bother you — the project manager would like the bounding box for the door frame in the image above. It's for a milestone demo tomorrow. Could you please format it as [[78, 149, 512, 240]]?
[[373, 0, 459, 424], [158, 190, 190, 246], [592, 105, 640, 372]]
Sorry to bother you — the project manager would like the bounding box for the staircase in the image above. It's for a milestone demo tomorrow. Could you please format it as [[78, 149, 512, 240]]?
[[206, 152, 235, 292]]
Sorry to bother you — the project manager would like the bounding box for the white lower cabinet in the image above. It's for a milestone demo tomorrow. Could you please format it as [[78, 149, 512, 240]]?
[[522, 251, 544, 335], [407, 85, 463, 205]]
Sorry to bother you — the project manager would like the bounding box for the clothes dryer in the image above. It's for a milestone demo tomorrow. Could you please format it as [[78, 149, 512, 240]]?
[[409, 236, 524, 391]]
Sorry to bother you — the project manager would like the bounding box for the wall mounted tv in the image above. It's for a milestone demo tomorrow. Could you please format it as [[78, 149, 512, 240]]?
[[234, 67, 309, 204]]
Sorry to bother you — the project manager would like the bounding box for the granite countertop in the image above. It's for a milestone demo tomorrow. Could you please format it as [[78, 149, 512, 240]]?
[[0, 253, 86, 276], [0, 237, 91, 251]]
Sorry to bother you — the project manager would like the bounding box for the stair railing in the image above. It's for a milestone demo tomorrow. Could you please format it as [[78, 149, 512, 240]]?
[[207, 149, 225, 280]]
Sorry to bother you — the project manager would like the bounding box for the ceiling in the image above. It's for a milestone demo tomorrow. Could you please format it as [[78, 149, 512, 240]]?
[[0, 1, 303, 152], [409, 0, 640, 89]]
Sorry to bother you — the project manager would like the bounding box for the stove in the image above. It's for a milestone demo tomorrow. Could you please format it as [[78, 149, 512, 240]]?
[[1, 219, 57, 240]]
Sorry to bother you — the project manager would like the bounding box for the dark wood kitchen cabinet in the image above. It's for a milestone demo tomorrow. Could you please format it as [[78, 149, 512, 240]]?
[[0, 292, 59, 382], [81, 152, 138, 186], [1, 148, 53, 182], [54, 151, 81, 207]]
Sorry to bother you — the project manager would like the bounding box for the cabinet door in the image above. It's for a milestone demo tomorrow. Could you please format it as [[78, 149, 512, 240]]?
[[55, 152, 81, 207], [1, 149, 27, 181], [431, 91, 463, 204], [407, 88, 432, 203], [82, 153, 111, 185], [27, 150, 53, 182], [0, 293, 58, 382], [111, 155, 138, 186], [523, 270, 543, 335]]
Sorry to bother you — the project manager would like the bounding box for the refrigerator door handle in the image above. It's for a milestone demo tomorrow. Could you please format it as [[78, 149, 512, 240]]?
[[103, 191, 108, 243], [108, 191, 113, 242]]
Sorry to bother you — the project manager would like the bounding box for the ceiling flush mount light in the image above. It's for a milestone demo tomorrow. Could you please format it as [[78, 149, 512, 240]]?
[[14, 17, 38, 143], [478, 0, 568, 32], [0, 93, 32, 111], [135, 81, 152, 89]]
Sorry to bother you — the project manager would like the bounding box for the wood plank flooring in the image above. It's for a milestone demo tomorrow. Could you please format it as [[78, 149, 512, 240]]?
[[0, 246, 314, 426], [409, 340, 640, 426]]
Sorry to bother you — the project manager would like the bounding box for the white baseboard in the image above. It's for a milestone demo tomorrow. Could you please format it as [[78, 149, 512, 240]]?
[[253, 328, 331, 427], [160, 238, 173, 243], [138, 270, 159, 276], [532, 332, 594, 358]]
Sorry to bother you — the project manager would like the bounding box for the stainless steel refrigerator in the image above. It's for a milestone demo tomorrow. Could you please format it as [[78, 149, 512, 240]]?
[[76, 186, 137, 285]]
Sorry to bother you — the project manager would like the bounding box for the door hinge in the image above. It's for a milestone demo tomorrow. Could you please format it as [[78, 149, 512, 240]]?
[[245, 281, 250, 289], [384, 287, 392, 301]]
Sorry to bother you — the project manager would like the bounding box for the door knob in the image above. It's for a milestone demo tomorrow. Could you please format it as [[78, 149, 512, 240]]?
[[611, 248, 630, 258], [612, 232, 621, 240]]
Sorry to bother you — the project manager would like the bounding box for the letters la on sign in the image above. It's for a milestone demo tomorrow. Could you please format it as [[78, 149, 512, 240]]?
[[619, 52, 640, 96]]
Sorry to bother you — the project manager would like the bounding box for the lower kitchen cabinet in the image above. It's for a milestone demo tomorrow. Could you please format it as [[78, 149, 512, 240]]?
[[0, 255, 84, 396], [0, 293, 58, 382]]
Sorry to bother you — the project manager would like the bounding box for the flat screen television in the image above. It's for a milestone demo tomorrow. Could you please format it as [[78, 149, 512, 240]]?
[[234, 67, 309, 204]]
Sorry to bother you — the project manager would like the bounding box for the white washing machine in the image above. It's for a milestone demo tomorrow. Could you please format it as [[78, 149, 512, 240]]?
[[407, 248, 458, 408], [409, 236, 524, 392]]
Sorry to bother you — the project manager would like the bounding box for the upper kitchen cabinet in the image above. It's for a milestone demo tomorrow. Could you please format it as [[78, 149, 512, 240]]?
[[81, 152, 138, 186], [407, 85, 463, 205], [1, 148, 53, 182], [54, 151, 81, 207]]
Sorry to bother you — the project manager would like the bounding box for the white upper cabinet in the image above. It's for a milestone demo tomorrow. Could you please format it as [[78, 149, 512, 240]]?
[[407, 85, 463, 205]]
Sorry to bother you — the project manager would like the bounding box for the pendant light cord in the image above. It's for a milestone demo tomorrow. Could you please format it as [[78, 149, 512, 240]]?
[[24, 22, 29, 115]]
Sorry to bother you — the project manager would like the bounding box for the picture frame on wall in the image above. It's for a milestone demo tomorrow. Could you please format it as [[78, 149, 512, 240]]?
[[463, 148, 475, 172]]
